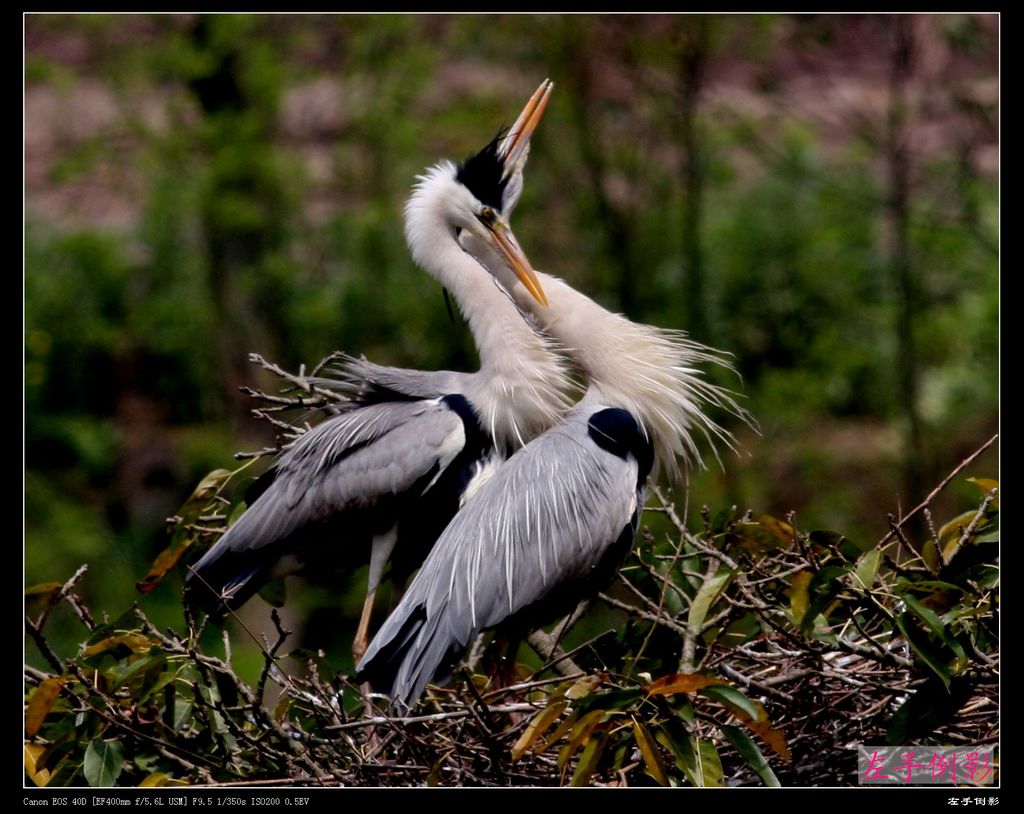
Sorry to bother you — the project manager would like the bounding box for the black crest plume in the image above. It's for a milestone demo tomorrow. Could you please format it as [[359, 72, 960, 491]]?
[[455, 129, 509, 213]]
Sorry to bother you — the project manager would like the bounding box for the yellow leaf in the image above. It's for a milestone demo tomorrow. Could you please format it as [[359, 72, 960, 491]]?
[[25, 582, 64, 620], [728, 699, 790, 762], [632, 719, 669, 786], [24, 743, 52, 787], [81, 633, 153, 658], [786, 572, 812, 626], [137, 468, 235, 594], [757, 515, 796, 544], [25, 678, 64, 738], [558, 709, 611, 771], [645, 674, 728, 697], [511, 699, 567, 761], [539, 712, 583, 753], [566, 675, 602, 699], [938, 510, 981, 555], [139, 772, 186, 787], [966, 478, 999, 509]]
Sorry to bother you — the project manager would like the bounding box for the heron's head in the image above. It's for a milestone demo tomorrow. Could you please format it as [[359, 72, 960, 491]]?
[[405, 80, 554, 308]]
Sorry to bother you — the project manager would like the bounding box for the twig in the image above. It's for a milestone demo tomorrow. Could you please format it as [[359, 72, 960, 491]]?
[[878, 433, 998, 547], [718, 663, 796, 702], [328, 703, 540, 731], [256, 610, 291, 710], [25, 619, 64, 673], [527, 628, 582, 677], [946, 487, 998, 565], [598, 592, 688, 636]]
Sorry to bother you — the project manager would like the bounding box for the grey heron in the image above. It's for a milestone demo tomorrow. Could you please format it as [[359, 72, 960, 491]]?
[[183, 81, 572, 661], [356, 194, 740, 712]]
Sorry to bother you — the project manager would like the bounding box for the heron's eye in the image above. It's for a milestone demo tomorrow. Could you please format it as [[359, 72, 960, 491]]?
[[479, 207, 496, 225]]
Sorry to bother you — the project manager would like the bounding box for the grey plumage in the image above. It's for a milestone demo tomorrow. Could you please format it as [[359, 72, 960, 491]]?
[[356, 390, 653, 710], [183, 363, 486, 618]]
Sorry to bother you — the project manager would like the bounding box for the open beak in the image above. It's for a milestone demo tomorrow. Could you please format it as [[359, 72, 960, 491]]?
[[484, 217, 549, 307], [498, 79, 553, 178]]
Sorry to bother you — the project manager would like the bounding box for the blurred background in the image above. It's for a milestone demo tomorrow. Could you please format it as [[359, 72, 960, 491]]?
[[25, 14, 998, 677]]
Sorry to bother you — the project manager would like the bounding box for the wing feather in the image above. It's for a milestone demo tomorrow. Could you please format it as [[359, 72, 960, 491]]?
[[185, 399, 467, 616], [358, 404, 641, 709]]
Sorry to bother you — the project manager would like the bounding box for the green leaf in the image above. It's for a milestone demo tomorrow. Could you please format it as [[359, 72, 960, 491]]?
[[656, 722, 699, 786], [694, 738, 725, 787], [853, 548, 881, 591], [895, 612, 951, 691], [721, 724, 779, 787], [102, 650, 167, 691], [710, 507, 740, 534], [569, 729, 608, 787], [699, 685, 761, 721], [687, 565, 734, 633], [84, 740, 124, 787], [171, 698, 193, 733], [901, 593, 967, 665]]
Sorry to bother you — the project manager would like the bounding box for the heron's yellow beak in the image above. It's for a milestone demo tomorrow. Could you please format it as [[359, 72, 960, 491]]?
[[485, 219, 549, 308], [499, 79, 553, 175]]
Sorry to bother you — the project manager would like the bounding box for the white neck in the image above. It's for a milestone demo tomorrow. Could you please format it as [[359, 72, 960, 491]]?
[[504, 273, 741, 478], [404, 166, 570, 451]]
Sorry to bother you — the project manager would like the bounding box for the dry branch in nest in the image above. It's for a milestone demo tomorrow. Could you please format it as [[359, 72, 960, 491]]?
[[25, 355, 998, 787]]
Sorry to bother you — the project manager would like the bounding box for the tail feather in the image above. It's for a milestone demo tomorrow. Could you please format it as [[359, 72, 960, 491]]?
[[357, 600, 467, 713]]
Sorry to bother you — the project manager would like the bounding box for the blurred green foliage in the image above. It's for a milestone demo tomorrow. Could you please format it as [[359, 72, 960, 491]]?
[[25, 14, 997, 675]]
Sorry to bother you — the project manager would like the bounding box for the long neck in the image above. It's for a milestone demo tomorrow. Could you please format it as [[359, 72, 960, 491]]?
[[505, 273, 739, 478], [404, 174, 570, 451]]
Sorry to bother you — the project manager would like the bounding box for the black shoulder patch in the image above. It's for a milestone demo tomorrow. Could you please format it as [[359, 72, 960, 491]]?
[[587, 408, 655, 485], [441, 393, 491, 453], [455, 130, 509, 212]]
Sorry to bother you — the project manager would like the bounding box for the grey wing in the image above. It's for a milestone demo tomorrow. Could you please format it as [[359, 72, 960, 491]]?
[[357, 411, 640, 707], [184, 399, 467, 615], [313, 356, 464, 403]]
